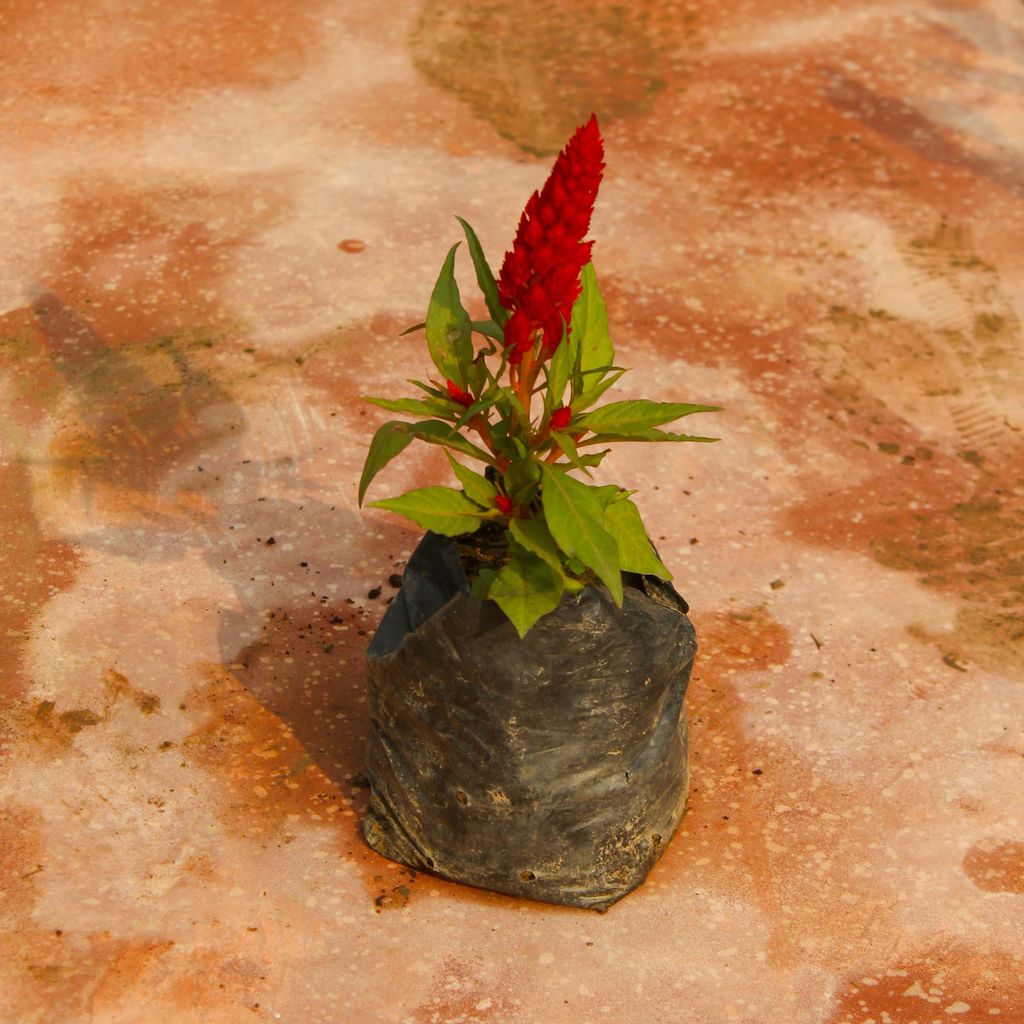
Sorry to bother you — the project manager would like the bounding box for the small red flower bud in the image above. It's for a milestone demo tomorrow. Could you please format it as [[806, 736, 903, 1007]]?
[[550, 405, 572, 430], [446, 379, 474, 407], [495, 495, 514, 516]]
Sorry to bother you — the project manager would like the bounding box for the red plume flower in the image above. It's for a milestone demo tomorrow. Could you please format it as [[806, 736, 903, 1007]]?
[[498, 115, 604, 363]]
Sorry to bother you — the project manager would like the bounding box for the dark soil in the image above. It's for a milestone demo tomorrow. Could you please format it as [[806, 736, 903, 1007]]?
[[453, 519, 512, 578]]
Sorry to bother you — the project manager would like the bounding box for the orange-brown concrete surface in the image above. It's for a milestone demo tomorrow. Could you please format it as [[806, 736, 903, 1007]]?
[[2, 2, 1023, 1022]]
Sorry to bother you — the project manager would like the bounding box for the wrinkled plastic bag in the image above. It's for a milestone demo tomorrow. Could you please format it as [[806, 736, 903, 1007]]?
[[362, 530, 697, 911]]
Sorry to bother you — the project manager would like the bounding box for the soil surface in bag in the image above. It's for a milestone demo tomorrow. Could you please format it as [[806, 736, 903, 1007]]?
[[362, 530, 698, 912]]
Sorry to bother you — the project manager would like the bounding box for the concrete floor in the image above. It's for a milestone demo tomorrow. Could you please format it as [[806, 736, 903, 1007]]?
[[2, 1, 1023, 1021]]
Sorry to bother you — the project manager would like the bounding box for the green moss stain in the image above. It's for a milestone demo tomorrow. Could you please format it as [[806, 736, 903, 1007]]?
[[878, 489, 1024, 676], [59, 709, 102, 734], [28, 296, 240, 496], [974, 312, 1006, 337], [1, 325, 65, 416], [803, 218, 1024, 676], [408, 1, 677, 155]]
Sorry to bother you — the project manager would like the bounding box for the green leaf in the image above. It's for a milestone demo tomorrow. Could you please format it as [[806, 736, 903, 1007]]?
[[464, 358, 486, 396], [509, 517, 564, 576], [494, 388, 529, 432], [368, 486, 485, 536], [571, 263, 614, 397], [580, 429, 720, 445], [408, 378, 448, 399], [489, 546, 565, 638], [453, 390, 502, 429], [446, 452, 498, 507], [470, 567, 498, 601], [591, 484, 624, 508], [539, 464, 623, 605], [456, 217, 508, 327], [471, 319, 504, 343], [550, 431, 591, 476], [400, 321, 426, 337], [358, 420, 414, 506], [604, 497, 672, 579], [359, 419, 494, 505], [362, 395, 453, 418], [486, 422, 518, 462], [409, 419, 495, 463], [575, 399, 721, 436], [503, 457, 542, 508], [577, 448, 612, 468], [425, 244, 472, 384], [571, 367, 627, 412], [544, 319, 577, 413]]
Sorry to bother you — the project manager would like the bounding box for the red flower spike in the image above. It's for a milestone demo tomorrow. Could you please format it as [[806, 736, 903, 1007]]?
[[495, 495, 514, 516], [446, 379, 474, 407], [497, 114, 604, 362], [550, 406, 572, 430]]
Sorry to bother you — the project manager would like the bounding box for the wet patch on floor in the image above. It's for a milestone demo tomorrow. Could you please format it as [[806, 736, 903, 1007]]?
[[826, 948, 1024, 1024], [962, 838, 1024, 895]]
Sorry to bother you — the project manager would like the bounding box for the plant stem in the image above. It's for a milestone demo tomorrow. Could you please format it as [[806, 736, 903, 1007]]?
[[469, 414, 509, 471], [516, 348, 535, 432], [544, 430, 586, 463]]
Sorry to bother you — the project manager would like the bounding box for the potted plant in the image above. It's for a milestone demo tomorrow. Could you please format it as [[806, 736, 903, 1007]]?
[[358, 115, 719, 911]]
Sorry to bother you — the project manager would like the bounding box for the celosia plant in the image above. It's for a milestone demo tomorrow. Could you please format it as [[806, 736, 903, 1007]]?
[[359, 115, 719, 636]]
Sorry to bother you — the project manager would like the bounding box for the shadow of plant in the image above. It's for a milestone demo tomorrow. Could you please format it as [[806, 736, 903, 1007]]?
[[209, 498, 411, 792]]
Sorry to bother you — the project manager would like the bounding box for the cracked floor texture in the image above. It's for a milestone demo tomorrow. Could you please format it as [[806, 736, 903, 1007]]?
[[2, 1, 1024, 1022]]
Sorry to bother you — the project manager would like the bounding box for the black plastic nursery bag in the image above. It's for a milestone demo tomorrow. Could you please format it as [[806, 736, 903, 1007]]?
[[363, 530, 697, 911]]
